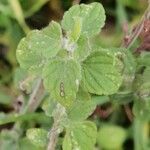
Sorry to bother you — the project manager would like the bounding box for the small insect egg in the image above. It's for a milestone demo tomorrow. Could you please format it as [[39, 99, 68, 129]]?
[[60, 91, 65, 97]]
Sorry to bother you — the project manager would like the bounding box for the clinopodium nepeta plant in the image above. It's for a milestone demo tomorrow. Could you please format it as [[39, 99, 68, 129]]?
[[15, 2, 150, 150]]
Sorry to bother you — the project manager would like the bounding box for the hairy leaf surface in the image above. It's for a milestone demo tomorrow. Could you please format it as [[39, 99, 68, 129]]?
[[43, 59, 81, 107], [63, 121, 97, 150], [16, 21, 62, 74], [26, 128, 48, 147], [62, 2, 105, 37], [82, 50, 122, 95], [67, 100, 96, 121]]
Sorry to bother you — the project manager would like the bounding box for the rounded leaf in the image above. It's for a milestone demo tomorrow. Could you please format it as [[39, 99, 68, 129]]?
[[82, 50, 122, 95], [43, 58, 81, 107], [62, 2, 106, 37], [16, 21, 62, 75], [26, 128, 48, 147], [67, 100, 96, 121], [97, 125, 127, 149], [64, 121, 97, 150]]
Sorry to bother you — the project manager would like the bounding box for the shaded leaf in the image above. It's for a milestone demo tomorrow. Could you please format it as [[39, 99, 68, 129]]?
[[0, 112, 48, 125], [63, 132, 72, 150], [20, 0, 49, 17], [137, 52, 150, 67], [97, 125, 127, 149], [19, 138, 42, 150], [42, 97, 57, 117], [133, 98, 150, 121], [91, 95, 110, 105], [67, 100, 96, 121], [0, 91, 12, 105]]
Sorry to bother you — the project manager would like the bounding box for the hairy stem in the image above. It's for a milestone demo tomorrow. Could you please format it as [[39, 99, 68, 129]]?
[[47, 104, 66, 150]]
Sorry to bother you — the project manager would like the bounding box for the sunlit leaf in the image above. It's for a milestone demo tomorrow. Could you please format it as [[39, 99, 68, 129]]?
[[82, 50, 122, 95], [16, 21, 62, 75], [62, 2, 105, 37], [43, 58, 81, 107], [67, 100, 96, 121], [26, 128, 48, 147], [63, 121, 97, 150]]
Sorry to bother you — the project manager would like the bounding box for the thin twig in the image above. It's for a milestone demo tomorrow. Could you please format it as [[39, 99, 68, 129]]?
[[124, 104, 133, 122], [47, 122, 59, 150], [24, 79, 45, 113], [122, 3, 150, 122], [122, 4, 150, 49], [47, 104, 66, 150], [12, 79, 45, 135]]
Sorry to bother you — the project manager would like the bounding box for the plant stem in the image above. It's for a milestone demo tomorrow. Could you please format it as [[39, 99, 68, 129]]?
[[24, 79, 45, 113], [9, 0, 30, 34], [13, 79, 45, 135], [47, 104, 66, 150], [122, 3, 150, 49], [122, 2, 150, 122], [134, 118, 149, 150]]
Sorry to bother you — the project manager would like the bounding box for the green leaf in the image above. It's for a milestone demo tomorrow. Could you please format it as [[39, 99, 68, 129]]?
[[0, 130, 19, 150], [20, 0, 49, 17], [68, 17, 82, 42], [97, 125, 127, 149], [13, 68, 36, 93], [63, 121, 97, 150], [74, 36, 91, 62], [122, 50, 136, 90], [16, 21, 62, 75], [123, 50, 136, 75], [0, 91, 12, 105], [76, 85, 91, 101], [43, 58, 81, 107], [63, 132, 72, 150], [133, 98, 150, 121], [0, 112, 48, 125], [137, 52, 150, 67], [13, 68, 27, 89], [91, 95, 110, 105], [134, 67, 150, 100], [19, 138, 42, 150], [42, 96, 57, 117], [82, 50, 122, 95], [62, 2, 105, 37], [0, 139, 19, 150], [67, 100, 96, 121], [26, 128, 48, 148], [110, 91, 133, 104]]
